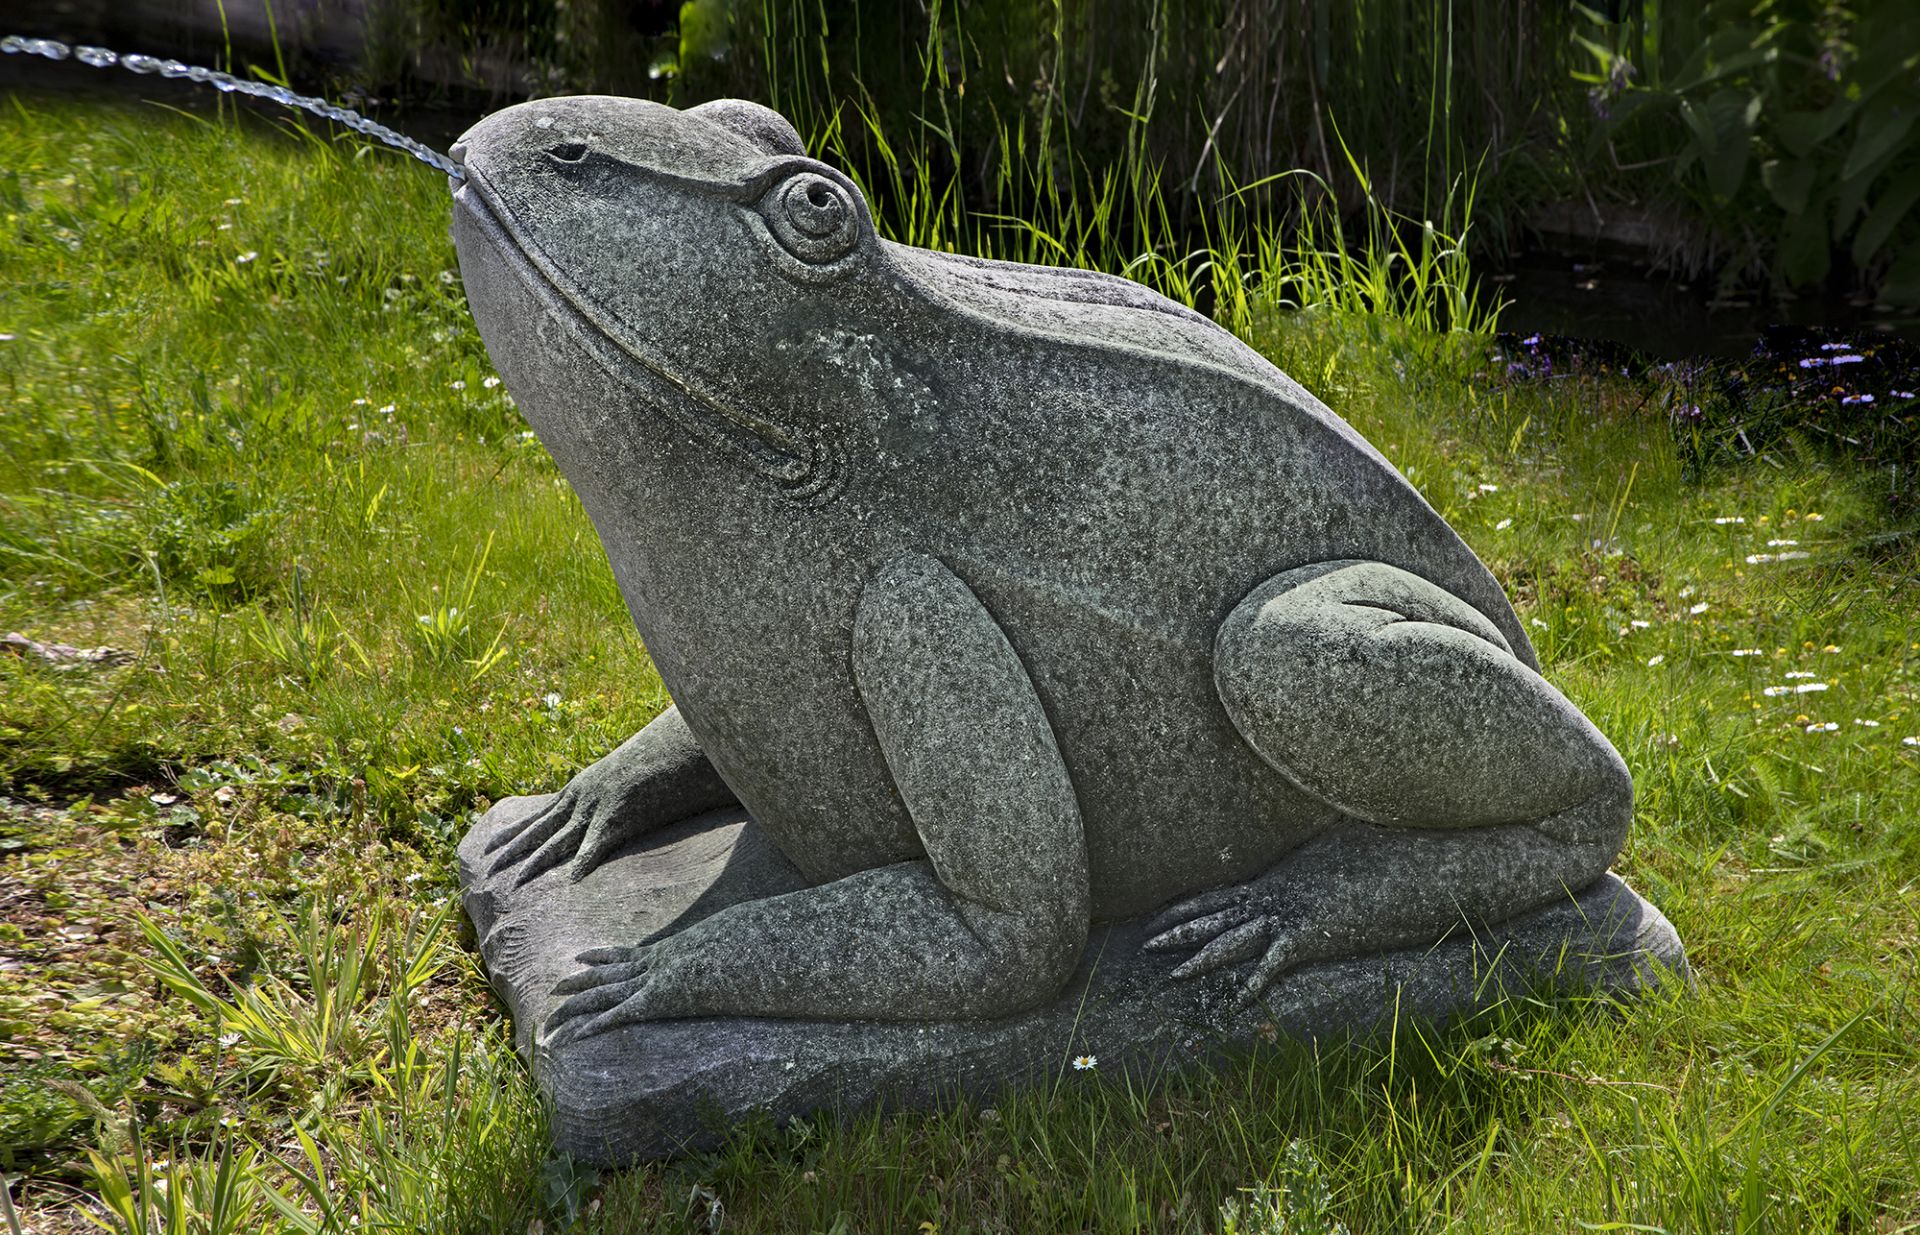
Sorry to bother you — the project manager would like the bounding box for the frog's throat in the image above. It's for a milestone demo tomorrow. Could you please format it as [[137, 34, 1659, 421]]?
[[454, 174, 843, 504]]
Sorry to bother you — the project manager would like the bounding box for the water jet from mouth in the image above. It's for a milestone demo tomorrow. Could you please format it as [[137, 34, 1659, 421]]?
[[1, 34, 465, 179]]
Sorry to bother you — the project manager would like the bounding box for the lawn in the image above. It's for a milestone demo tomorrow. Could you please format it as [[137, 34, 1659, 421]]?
[[0, 93, 1916, 1233]]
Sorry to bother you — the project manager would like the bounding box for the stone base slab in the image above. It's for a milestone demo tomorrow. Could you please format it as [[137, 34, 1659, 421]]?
[[459, 796, 1688, 1164]]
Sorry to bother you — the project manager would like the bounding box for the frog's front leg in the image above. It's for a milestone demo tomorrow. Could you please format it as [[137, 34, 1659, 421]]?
[[544, 553, 1089, 1044], [1148, 560, 1632, 1004], [484, 703, 738, 887]]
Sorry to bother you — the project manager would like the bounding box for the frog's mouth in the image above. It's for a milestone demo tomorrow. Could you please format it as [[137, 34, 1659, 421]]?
[[451, 169, 843, 504]]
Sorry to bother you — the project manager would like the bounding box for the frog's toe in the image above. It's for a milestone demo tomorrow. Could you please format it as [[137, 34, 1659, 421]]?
[[1144, 885, 1245, 940], [1145, 903, 1249, 952], [1168, 918, 1269, 979], [1235, 935, 1303, 1008], [547, 1005, 637, 1049], [551, 957, 649, 996], [481, 798, 542, 855], [485, 797, 568, 873], [575, 945, 646, 966], [545, 976, 653, 1046], [483, 802, 550, 858], [507, 821, 589, 889]]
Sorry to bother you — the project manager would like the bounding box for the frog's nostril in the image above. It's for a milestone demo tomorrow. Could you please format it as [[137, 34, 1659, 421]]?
[[547, 141, 588, 163]]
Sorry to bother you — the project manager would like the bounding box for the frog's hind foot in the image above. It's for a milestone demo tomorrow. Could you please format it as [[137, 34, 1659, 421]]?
[[1172, 559, 1633, 1005], [1141, 878, 1304, 1007], [1143, 780, 1631, 1005]]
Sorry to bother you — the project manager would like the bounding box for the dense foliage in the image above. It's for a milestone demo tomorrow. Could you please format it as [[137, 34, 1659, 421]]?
[[1576, 0, 1920, 297], [349, 0, 1920, 304]]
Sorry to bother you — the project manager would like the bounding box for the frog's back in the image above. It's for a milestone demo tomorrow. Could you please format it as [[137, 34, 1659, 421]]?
[[886, 242, 1532, 662], [878, 244, 1535, 915]]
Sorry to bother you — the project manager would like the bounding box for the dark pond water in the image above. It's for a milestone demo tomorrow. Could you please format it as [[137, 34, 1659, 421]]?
[[1491, 251, 1920, 362]]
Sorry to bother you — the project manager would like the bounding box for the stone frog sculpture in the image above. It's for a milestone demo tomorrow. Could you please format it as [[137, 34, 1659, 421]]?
[[448, 95, 1650, 1054]]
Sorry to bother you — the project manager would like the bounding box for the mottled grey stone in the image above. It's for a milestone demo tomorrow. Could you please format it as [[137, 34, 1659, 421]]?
[[444, 93, 1688, 1155], [460, 803, 1685, 1164]]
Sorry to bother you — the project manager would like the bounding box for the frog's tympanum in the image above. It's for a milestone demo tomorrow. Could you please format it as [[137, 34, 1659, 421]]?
[[448, 96, 1686, 1160]]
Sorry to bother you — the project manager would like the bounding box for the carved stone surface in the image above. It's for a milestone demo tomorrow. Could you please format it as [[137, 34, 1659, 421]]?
[[445, 93, 1688, 1157], [460, 800, 1686, 1163]]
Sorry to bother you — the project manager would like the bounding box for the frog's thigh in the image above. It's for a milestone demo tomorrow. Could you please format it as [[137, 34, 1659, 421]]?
[[850, 553, 1092, 1008], [1215, 560, 1626, 830]]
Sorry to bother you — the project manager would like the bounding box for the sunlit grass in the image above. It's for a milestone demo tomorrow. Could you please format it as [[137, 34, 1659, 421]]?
[[0, 93, 1916, 1234]]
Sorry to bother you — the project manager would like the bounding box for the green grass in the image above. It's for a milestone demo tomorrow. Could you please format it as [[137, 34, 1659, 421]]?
[[1, 93, 1917, 1233]]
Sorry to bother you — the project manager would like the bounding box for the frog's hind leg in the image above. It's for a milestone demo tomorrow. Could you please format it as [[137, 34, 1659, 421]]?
[[1149, 559, 1632, 1003]]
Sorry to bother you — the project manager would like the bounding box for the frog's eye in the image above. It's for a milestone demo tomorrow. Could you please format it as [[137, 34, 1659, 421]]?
[[761, 172, 861, 265]]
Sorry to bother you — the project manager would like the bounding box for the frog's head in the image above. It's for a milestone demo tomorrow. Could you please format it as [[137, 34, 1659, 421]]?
[[450, 96, 886, 504]]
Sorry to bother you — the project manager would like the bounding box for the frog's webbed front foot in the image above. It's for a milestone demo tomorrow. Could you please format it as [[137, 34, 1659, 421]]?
[[1157, 560, 1633, 1005], [484, 704, 736, 887], [538, 554, 1090, 1043]]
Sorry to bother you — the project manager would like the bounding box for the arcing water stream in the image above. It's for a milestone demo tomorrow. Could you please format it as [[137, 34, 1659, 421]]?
[[0, 35, 464, 178]]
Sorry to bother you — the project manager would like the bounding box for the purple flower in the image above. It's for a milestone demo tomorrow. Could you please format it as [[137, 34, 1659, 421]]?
[[1820, 341, 1849, 351], [1841, 393, 1874, 404], [1831, 354, 1865, 365], [1893, 390, 1916, 399], [1799, 357, 1826, 368]]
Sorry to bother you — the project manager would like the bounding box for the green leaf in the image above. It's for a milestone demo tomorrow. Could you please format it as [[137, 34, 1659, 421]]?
[[1779, 206, 1832, 287], [1761, 158, 1817, 214], [1837, 160, 1891, 240], [1843, 96, 1918, 181], [1681, 89, 1759, 200], [1677, 47, 1775, 92], [1571, 33, 1616, 71], [1880, 244, 1920, 304], [1776, 102, 1857, 158], [1853, 165, 1920, 264], [1717, 1007, 1870, 1148], [1844, 34, 1920, 104]]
